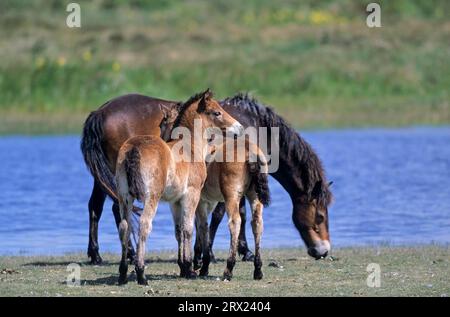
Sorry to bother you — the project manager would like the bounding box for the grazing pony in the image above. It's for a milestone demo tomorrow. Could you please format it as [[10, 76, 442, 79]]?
[[114, 89, 243, 285], [195, 138, 270, 280]]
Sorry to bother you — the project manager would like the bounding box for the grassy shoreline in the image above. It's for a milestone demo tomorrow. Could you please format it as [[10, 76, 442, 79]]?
[[1, 100, 449, 135], [0, 246, 448, 296], [1, 1, 449, 134]]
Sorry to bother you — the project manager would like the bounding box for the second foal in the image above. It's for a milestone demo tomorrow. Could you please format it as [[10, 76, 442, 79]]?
[[195, 138, 270, 280], [115, 89, 243, 285]]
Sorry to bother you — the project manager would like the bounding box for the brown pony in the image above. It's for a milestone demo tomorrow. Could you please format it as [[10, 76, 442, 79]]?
[[114, 89, 243, 285], [195, 138, 270, 281]]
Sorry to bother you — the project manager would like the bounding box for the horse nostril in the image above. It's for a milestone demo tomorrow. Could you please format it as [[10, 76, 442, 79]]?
[[308, 247, 318, 258]]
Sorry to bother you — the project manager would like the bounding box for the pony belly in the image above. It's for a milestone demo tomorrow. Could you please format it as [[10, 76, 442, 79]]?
[[162, 172, 187, 202], [201, 185, 224, 204], [162, 184, 185, 202]]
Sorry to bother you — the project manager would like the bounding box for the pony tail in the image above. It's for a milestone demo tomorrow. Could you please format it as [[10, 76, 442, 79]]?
[[123, 147, 145, 202], [80, 110, 119, 201], [249, 155, 271, 207]]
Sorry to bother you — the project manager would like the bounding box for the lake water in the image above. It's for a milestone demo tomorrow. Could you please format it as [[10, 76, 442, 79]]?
[[0, 127, 449, 255]]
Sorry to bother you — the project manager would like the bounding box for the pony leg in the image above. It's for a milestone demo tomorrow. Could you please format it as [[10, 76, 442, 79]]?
[[170, 201, 187, 278], [118, 196, 132, 285], [208, 202, 226, 263], [135, 197, 158, 285], [179, 195, 199, 279], [196, 201, 212, 277], [193, 217, 202, 271], [223, 199, 241, 281], [248, 193, 264, 280], [237, 197, 255, 261], [112, 203, 136, 263], [88, 181, 106, 265], [171, 201, 191, 278]]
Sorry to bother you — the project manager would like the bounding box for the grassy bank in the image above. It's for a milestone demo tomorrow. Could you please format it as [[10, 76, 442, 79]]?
[[0, 246, 448, 296], [1, 1, 449, 134]]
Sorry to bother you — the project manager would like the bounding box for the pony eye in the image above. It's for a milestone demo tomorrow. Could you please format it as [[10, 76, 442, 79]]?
[[213, 111, 222, 117], [316, 213, 325, 224]]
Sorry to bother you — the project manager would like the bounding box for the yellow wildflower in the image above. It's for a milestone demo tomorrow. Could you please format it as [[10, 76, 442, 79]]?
[[57, 56, 66, 67], [310, 10, 333, 25], [82, 50, 92, 62], [35, 57, 46, 69], [112, 61, 121, 72], [243, 12, 255, 25]]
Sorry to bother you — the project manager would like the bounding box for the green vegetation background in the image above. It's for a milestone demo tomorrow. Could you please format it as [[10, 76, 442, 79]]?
[[0, 0, 449, 134]]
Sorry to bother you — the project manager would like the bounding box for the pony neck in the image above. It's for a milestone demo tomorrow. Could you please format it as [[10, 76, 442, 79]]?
[[170, 112, 210, 162], [271, 167, 305, 200]]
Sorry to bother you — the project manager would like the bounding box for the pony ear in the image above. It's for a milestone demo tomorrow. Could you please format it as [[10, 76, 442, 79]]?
[[165, 107, 179, 124], [197, 88, 214, 113], [203, 88, 213, 100], [198, 88, 213, 113], [159, 106, 179, 141], [198, 96, 207, 113]]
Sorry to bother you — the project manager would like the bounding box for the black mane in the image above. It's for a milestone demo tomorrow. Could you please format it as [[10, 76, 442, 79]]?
[[222, 93, 332, 209]]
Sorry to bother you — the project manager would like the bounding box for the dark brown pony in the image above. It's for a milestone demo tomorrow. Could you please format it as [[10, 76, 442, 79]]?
[[81, 93, 332, 264]]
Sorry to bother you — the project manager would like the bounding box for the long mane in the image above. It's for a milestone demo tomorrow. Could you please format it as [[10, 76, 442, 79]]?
[[171, 95, 199, 130], [222, 93, 333, 209]]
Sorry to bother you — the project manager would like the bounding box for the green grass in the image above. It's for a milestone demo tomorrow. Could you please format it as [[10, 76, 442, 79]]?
[[0, 246, 449, 296], [0, 0, 449, 133]]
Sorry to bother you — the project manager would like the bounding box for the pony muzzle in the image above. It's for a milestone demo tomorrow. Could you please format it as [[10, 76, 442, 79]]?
[[307, 240, 331, 259]]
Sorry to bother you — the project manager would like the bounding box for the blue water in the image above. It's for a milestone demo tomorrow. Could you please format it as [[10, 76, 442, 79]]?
[[0, 127, 449, 255]]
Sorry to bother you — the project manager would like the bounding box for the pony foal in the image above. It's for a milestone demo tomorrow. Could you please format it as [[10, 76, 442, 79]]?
[[195, 138, 270, 280], [115, 89, 243, 285]]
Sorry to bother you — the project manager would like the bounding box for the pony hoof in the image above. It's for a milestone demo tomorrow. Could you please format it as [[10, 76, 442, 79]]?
[[253, 270, 263, 280], [199, 269, 209, 277], [241, 251, 255, 262], [136, 266, 147, 285], [118, 276, 128, 285], [193, 261, 202, 271], [186, 271, 198, 279], [223, 272, 232, 281], [137, 278, 148, 286]]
